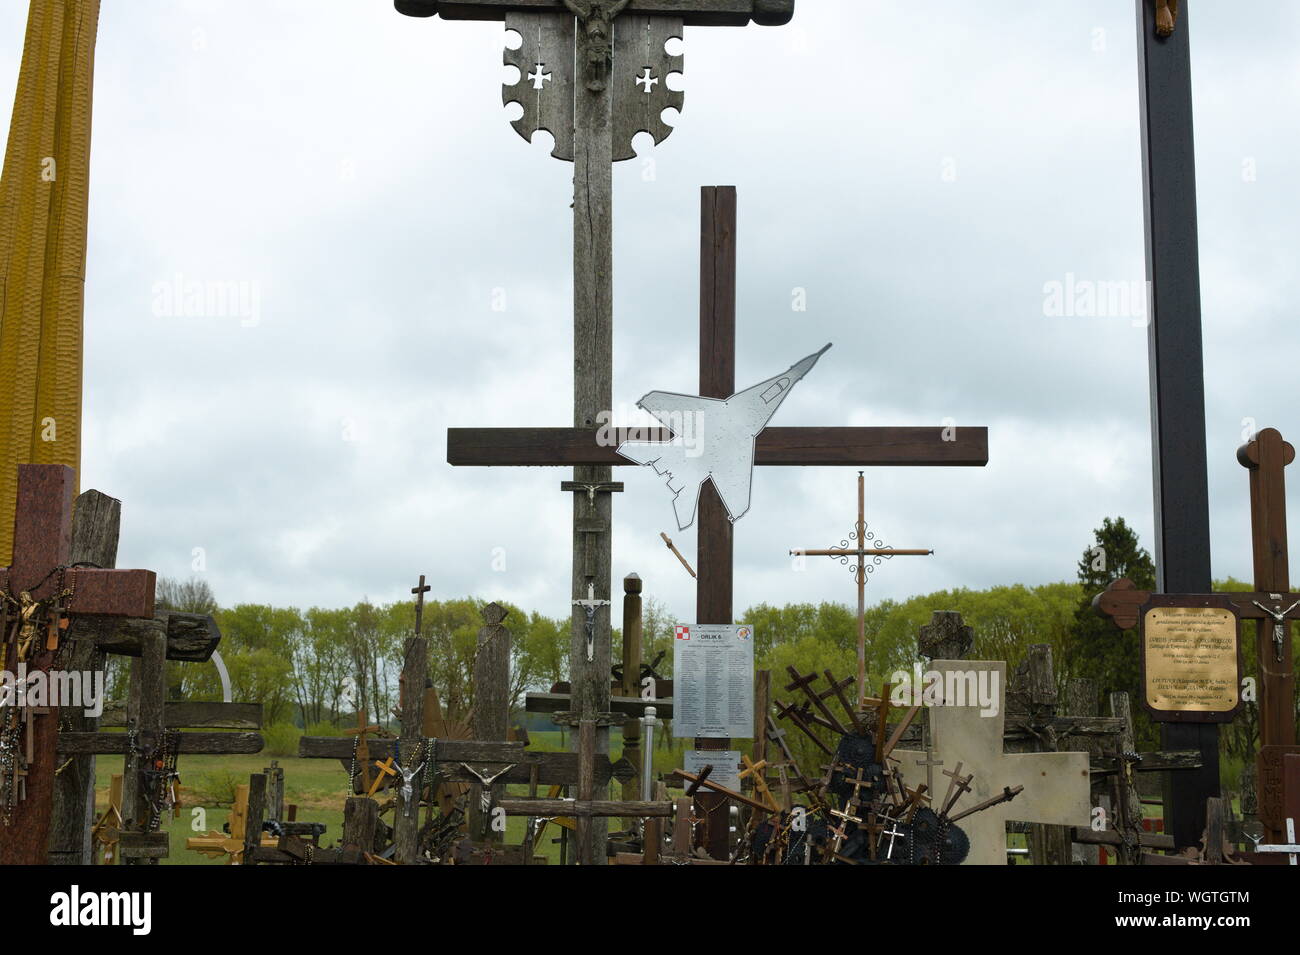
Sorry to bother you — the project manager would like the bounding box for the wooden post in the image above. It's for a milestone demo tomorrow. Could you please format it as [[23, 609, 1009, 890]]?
[[343, 796, 379, 854], [1135, 0, 1219, 850], [1110, 692, 1144, 866], [48, 489, 120, 864], [264, 760, 285, 823], [1009, 645, 1073, 866], [394, 635, 428, 863], [243, 773, 267, 863], [1239, 429, 1296, 845], [120, 627, 166, 865], [693, 185, 737, 861], [473, 603, 511, 841], [567, 0, 618, 869], [620, 573, 643, 831]]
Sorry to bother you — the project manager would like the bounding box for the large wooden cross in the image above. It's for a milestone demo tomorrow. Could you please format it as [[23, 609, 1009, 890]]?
[[400, 0, 798, 864], [0, 464, 156, 864], [451, 186, 988, 858], [1093, 426, 1300, 847]]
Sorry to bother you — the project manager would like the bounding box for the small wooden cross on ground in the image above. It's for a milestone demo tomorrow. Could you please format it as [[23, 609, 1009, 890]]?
[[0, 465, 155, 865], [791, 471, 932, 711]]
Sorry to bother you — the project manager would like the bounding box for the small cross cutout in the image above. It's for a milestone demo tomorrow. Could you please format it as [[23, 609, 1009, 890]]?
[[529, 64, 552, 90], [635, 67, 659, 93]]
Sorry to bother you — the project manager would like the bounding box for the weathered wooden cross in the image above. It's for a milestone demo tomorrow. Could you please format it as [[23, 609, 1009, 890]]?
[[791, 471, 933, 710], [400, 0, 797, 863], [1093, 427, 1300, 847], [0, 465, 155, 864], [451, 186, 989, 858]]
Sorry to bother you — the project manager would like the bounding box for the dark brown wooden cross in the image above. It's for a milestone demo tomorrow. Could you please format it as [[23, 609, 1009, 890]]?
[[0, 464, 156, 864], [448, 187, 988, 860], [411, 573, 432, 635], [1094, 427, 1300, 845]]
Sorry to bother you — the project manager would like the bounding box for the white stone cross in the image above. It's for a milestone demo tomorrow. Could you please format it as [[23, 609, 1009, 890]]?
[[894, 660, 1091, 865]]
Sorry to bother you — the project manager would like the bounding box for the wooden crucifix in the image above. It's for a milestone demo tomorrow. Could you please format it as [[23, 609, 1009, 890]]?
[[0, 465, 156, 864], [451, 186, 989, 858], [790, 471, 932, 711], [401, 0, 797, 864], [1094, 426, 1300, 846]]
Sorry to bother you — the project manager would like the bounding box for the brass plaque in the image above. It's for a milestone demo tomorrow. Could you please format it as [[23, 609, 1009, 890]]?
[[1142, 605, 1240, 717]]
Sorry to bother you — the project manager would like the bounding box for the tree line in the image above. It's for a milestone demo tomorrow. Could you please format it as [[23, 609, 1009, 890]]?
[[122, 517, 1283, 778]]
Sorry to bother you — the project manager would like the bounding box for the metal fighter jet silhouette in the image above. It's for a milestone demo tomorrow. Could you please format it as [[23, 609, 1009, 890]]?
[[617, 344, 831, 530]]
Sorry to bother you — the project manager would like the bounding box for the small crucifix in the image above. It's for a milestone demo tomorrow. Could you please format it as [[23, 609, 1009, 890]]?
[[791, 471, 933, 711], [573, 582, 610, 662]]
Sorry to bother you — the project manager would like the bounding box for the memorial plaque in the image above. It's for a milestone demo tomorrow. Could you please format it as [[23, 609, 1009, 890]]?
[[672, 623, 754, 739], [1139, 597, 1243, 722], [682, 750, 742, 792]]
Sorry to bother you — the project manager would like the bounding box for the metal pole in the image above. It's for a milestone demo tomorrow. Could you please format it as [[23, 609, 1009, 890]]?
[[641, 707, 657, 801]]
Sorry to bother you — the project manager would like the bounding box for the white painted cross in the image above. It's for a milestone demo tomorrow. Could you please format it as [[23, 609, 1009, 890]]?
[[1255, 818, 1299, 865], [894, 660, 1091, 865]]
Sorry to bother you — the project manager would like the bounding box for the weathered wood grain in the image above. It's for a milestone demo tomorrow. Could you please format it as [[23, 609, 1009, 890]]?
[[58, 731, 264, 756], [93, 610, 222, 662], [48, 489, 119, 865], [98, 700, 263, 730], [447, 426, 989, 467]]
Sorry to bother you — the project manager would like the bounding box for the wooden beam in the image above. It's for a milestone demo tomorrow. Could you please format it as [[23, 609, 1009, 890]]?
[[447, 426, 988, 467], [91, 611, 222, 662], [57, 732, 264, 756], [399, 0, 794, 28], [98, 701, 263, 730], [525, 691, 673, 719]]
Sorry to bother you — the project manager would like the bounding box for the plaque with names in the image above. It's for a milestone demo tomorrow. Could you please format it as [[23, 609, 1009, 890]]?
[[1139, 598, 1243, 722], [672, 623, 754, 739]]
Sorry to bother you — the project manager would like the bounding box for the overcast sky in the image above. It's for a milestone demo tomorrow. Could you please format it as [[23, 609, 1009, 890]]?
[[1, 0, 1297, 622]]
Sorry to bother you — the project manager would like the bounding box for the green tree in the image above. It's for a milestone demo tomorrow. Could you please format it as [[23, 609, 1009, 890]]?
[[1062, 517, 1156, 747]]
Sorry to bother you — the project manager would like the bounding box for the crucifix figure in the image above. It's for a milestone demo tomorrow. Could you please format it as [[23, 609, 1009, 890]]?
[[401, 0, 796, 864], [0, 465, 156, 864], [573, 581, 610, 662], [791, 471, 932, 711]]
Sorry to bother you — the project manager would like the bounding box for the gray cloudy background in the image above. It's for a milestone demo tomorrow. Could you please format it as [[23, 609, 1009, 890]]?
[[1, 1, 1295, 619]]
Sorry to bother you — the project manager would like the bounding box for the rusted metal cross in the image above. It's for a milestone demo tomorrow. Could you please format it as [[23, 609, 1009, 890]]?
[[0, 465, 156, 864]]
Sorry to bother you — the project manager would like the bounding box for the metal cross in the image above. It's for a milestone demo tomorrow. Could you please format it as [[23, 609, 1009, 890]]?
[[573, 582, 610, 662], [790, 472, 932, 710]]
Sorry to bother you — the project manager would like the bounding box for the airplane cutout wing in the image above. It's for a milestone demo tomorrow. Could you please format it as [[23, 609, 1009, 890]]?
[[616, 344, 831, 531]]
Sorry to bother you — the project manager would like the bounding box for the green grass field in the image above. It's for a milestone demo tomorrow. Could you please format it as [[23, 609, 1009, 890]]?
[[94, 730, 698, 865]]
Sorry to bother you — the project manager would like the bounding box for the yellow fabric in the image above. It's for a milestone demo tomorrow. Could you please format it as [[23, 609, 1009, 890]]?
[[0, 0, 99, 562]]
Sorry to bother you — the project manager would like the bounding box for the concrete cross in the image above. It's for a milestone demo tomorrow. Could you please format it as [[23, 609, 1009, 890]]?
[[894, 660, 1090, 865]]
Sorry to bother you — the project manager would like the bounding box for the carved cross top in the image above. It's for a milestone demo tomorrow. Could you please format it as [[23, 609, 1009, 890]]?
[[397, 0, 795, 161]]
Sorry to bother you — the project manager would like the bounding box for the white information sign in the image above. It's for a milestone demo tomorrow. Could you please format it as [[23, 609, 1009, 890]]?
[[672, 623, 754, 739]]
